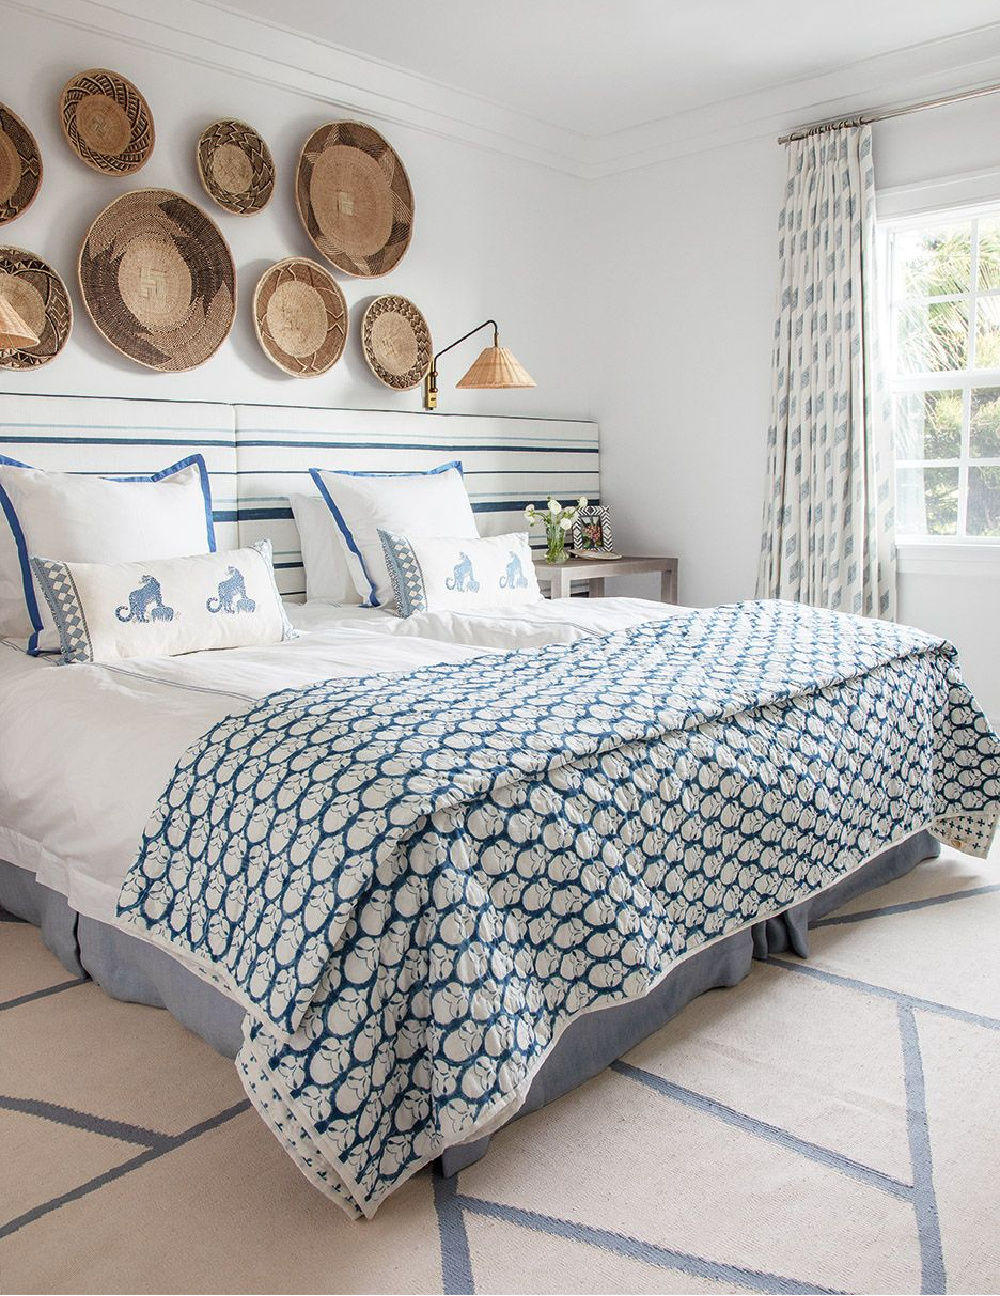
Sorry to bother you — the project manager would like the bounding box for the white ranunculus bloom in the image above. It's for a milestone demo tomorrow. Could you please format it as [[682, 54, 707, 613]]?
[[579, 497, 589, 507], [559, 516, 573, 530], [548, 498, 561, 515]]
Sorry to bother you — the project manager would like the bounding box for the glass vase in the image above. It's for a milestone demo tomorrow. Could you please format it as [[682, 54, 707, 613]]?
[[545, 525, 568, 564]]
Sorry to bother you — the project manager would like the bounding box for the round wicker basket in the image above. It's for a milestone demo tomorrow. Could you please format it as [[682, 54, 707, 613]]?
[[295, 121, 413, 278], [79, 189, 235, 372], [253, 258, 348, 377], [59, 69, 154, 176], [0, 103, 42, 225], [362, 296, 432, 390], [197, 119, 275, 216]]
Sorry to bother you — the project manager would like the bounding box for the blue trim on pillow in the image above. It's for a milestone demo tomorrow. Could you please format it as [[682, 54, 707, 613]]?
[[309, 470, 376, 607], [109, 454, 217, 552], [309, 461, 464, 609], [0, 464, 43, 654], [317, 459, 463, 480], [0, 454, 218, 655]]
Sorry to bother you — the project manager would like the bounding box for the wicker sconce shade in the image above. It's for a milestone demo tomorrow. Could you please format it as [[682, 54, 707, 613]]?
[[456, 344, 535, 390], [424, 319, 535, 409], [0, 294, 39, 350]]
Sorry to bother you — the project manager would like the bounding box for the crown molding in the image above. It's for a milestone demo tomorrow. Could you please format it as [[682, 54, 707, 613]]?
[[586, 23, 1000, 176], [3, 0, 592, 174], [8, 0, 1000, 180]]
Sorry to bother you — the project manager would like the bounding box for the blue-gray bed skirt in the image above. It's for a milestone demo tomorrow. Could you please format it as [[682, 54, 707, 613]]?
[[0, 830, 940, 1176]]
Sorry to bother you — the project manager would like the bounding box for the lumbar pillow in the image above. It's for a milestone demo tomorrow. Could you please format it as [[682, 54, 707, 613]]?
[[29, 540, 296, 665], [379, 530, 541, 617], [309, 462, 477, 608], [0, 454, 215, 654], [289, 493, 361, 606]]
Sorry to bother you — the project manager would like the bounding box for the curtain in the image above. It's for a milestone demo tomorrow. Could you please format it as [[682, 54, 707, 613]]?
[[755, 123, 896, 619]]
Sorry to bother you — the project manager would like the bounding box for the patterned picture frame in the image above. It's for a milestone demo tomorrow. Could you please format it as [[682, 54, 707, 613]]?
[[571, 503, 614, 554]]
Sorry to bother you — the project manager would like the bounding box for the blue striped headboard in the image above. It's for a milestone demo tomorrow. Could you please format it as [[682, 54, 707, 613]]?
[[0, 394, 599, 601], [234, 405, 600, 597]]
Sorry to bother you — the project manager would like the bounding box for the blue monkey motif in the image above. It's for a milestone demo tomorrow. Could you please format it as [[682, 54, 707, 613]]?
[[116, 575, 175, 624], [207, 567, 256, 615], [499, 551, 529, 590], [445, 552, 480, 593]]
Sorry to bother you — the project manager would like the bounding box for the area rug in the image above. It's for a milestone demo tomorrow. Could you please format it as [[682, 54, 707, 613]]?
[[2, 838, 998, 1295]]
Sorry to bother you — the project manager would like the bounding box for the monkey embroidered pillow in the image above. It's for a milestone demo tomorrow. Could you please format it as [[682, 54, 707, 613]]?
[[29, 541, 296, 664], [0, 455, 216, 655], [378, 530, 541, 616]]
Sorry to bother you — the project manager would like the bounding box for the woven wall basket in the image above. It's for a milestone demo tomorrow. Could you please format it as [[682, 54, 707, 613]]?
[[0, 104, 42, 225], [197, 119, 275, 216], [295, 121, 413, 278], [253, 258, 347, 377], [59, 68, 154, 176], [0, 247, 72, 370], [362, 295, 432, 390], [79, 189, 235, 372]]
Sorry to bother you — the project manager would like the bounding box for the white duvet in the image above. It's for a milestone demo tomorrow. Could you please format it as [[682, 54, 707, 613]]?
[[0, 597, 682, 925]]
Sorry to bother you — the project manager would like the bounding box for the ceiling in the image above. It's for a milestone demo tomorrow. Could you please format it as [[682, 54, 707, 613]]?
[[215, 0, 1000, 136]]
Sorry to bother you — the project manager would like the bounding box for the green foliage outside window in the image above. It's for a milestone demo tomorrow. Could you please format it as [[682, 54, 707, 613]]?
[[892, 218, 1000, 538]]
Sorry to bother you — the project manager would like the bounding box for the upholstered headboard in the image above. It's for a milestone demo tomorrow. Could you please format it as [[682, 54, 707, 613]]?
[[0, 394, 599, 598]]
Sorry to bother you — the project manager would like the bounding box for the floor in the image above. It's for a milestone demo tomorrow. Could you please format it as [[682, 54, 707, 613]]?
[[2, 837, 999, 1295]]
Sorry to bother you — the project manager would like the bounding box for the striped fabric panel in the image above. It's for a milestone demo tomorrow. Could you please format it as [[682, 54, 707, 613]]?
[[234, 405, 600, 598], [0, 394, 239, 553]]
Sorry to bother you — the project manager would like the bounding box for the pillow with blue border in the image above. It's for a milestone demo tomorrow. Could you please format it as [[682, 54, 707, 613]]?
[[0, 454, 215, 654]]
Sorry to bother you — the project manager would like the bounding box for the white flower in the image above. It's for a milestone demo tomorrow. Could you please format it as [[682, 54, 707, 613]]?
[[548, 499, 561, 516], [559, 516, 573, 530], [578, 496, 589, 507], [524, 505, 536, 521]]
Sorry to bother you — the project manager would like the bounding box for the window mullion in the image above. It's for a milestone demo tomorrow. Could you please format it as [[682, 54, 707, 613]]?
[[958, 221, 979, 538]]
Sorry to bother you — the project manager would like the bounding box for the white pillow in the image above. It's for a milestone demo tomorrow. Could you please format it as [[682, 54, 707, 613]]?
[[29, 541, 297, 665], [0, 454, 215, 654], [289, 493, 361, 606], [310, 462, 477, 608], [379, 530, 542, 617]]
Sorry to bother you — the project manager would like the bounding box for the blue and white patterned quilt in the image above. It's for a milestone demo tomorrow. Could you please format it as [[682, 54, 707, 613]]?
[[117, 601, 1000, 1217]]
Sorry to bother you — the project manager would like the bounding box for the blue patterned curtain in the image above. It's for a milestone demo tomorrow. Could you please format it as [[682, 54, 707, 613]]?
[[756, 124, 896, 619]]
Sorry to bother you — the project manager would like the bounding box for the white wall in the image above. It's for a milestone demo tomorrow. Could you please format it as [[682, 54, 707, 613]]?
[[0, 7, 590, 420], [590, 137, 784, 609], [592, 98, 1000, 723]]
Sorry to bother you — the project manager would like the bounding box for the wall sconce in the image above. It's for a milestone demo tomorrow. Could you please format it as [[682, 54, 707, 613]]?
[[0, 294, 39, 352], [423, 318, 535, 410]]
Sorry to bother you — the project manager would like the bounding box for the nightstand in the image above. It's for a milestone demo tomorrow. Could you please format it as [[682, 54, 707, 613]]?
[[532, 555, 678, 603]]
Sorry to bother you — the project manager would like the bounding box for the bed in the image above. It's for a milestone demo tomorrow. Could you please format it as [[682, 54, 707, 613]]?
[[1, 393, 997, 1219]]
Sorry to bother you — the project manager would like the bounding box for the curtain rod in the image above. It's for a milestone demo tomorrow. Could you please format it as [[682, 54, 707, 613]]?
[[778, 79, 1000, 144]]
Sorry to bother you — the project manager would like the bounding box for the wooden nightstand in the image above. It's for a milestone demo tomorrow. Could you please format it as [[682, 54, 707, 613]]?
[[533, 555, 678, 603]]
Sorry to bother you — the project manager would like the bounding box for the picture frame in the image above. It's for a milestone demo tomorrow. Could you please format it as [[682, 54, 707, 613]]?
[[572, 504, 615, 555]]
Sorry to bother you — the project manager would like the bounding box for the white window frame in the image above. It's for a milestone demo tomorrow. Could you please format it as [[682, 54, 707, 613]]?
[[881, 201, 1000, 551]]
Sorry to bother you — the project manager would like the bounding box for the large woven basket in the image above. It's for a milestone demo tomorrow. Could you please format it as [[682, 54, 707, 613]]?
[[197, 119, 275, 216], [0, 103, 42, 225], [253, 258, 347, 377], [79, 189, 235, 372], [59, 68, 154, 176], [295, 121, 413, 278], [0, 246, 72, 369]]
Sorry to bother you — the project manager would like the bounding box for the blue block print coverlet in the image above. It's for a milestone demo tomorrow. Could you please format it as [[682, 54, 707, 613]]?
[[117, 601, 1000, 1217]]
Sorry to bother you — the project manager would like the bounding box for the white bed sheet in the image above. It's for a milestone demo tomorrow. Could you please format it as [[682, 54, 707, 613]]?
[[0, 597, 681, 925]]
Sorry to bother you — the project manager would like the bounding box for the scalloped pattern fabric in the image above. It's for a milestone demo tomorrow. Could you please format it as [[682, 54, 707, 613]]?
[[117, 601, 1000, 1217]]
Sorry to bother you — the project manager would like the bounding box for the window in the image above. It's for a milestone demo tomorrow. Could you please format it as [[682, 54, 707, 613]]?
[[885, 208, 1000, 541]]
